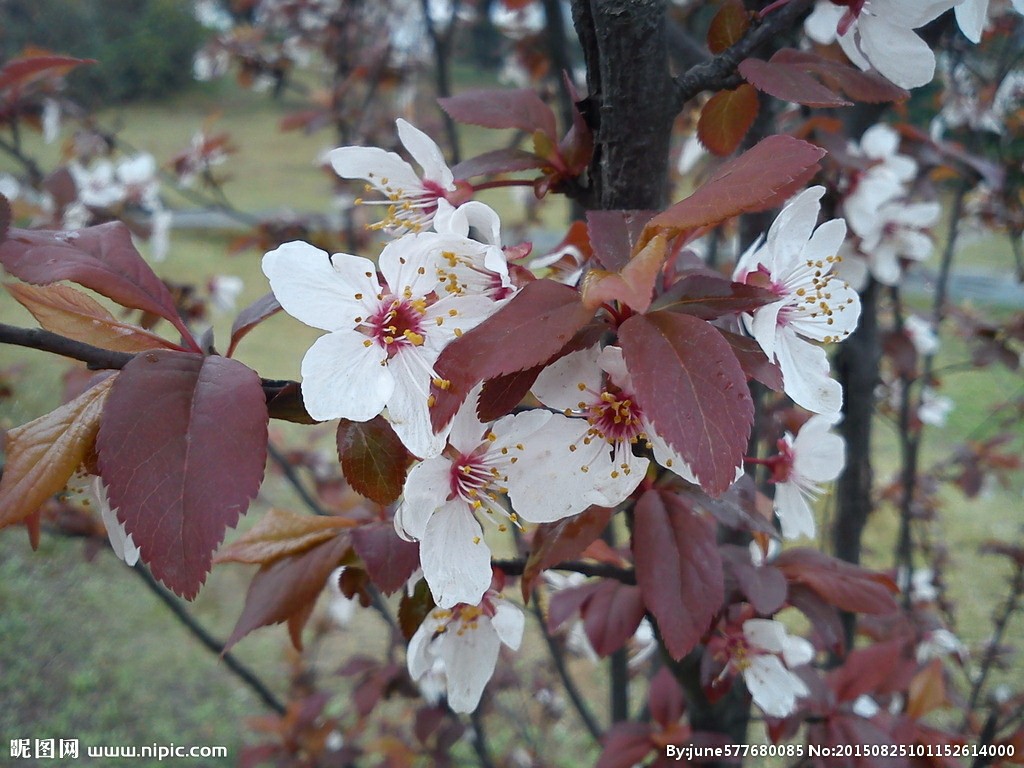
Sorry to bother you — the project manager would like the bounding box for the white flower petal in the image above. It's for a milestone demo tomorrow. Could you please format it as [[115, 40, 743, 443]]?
[[776, 329, 842, 414], [263, 242, 379, 331], [774, 479, 817, 539], [767, 187, 826, 268], [793, 415, 846, 482], [804, 1, 844, 43], [490, 602, 525, 650], [408, 611, 447, 679], [441, 616, 502, 712], [387, 349, 449, 458], [300, 331, 392, 422], [398, 458, 454, 539], [397, 118, 455, 190], [329, 145, 424, 194], [533, 346, 605, 412], [859, 17, 937, 89], [743, 619, 790, 654], [422, 500, 493, 608], [744, 655, 809, 718]]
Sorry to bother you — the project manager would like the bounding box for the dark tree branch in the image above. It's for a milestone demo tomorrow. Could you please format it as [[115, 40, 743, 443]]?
[[421, 0, 463, 163], [671, 0, 815, 109], [491, 558, 635, 583], [131, 562, 287, 715]]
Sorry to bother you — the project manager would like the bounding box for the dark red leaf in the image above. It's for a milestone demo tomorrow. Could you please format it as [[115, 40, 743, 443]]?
[[0, 55, 94, 93], [707, 0, 750, 54], [596, 723, 655, 768], [439, 88, 557, 141], [774, 48, 909, 104], [775, 548, 898, 615], [228, 292, 281, 358], [653, 273, 779, 319], [0, 194, 10, 245], [430, 280, 593, 431], [648, 666, 685, 729], [581, 580, 646, 656], [619, 312, 752, 495], [586, 210, 657, 271], [224, 528, 350, 651], [336, 416, 412, 505], [739, 57, 852, 108], [548, 580, 602, 632], [399, 578, 436, 640], [521, 506, 613, 600], [827, 639, 915, 703], [788, 584, 845, 654], [265, 381, 316, 424], [642, 136, 825, 247], [720, 544, 787, 615], [633, 490, 723, 659], [697, 85, 760, 157], [351, 521, 420, 595], [451, 148, 545, 180], [97, 351, 269, 598], [719, 330, 784, 390], [0, 223, 196, 346]]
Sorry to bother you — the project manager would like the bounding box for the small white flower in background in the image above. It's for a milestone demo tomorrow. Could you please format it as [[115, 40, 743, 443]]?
[[804, 0, 958, 89], [905, 315, 940, 356], [768, 414, 845, 540], [150, 209, 173, 263], [849, 194, 941, 287], [853, 694, 881, 718], [116, 153, 161, 211], [91, 477, 141, 567], [262, 236, 497, 458], [325, 566, 357, 628], [330, 119, 463, 235], [724, 619, 815, 718], [209, 274, 245, 313], [490, 0, 546, 39], [899, 566, 940, 602], [916, 628, 968, 663], [677, 133, 707, 176], [734, 186, 860, 414], [849, 124, 918, 188], [42, 98, 61, 145], [918, 387, 954, 427], [396, 392, 601, 608], [70, 160, 126, 209], [407, 591, 524, 713], [532, 345, 731, 494], [0, 173, 21, 201]]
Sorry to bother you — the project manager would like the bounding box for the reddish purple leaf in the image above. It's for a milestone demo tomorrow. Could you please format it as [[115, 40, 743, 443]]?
[[452, 148, 545, 180], [0, 223, 196, 347], [707, 0, 750, 54], [697, 84, 760, 156], [351, 521, 420, 595], [548, 580, 602, 632], [720, 544, 787, 615], [648, 667, 685, 729], [0, 194, 10, 245], [225, 533, 350, 651], [653, 273, 779, 320], [97, 350, 269, 598], [619, 311, 752, 495], [775, 548, 899, 615], [774, 48, 909, 104], [336, 416, 412, 505], [430, 280, 594, 431], [788, 584, 845, 654], [633, 490, 723, 659], [521, 506, 613, 600], [596, 723, 655, 768], [718, 330, 784, 391], [739, 57, 852, 108], [581, 581, 646, 657], [586, 210, 657, 271], [439, 88, 557, 141], [0, 55, 94, 92], [642, 135, 825, 247], [227, 292, 281, 357], [827, 639, 915, 703]]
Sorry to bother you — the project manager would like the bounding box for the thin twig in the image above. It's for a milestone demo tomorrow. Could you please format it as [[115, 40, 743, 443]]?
[[491, 558, 635, 584], [131, 562, 287, 715]]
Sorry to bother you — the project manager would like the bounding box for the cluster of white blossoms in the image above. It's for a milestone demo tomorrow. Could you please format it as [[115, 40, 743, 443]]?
[[839, 124, 940, 289], [267, 122, 847, 713]]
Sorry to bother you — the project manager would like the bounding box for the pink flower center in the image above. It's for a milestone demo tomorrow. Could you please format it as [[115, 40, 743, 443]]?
[[367, 297, 427, 356], [586, 389, 646, 445]]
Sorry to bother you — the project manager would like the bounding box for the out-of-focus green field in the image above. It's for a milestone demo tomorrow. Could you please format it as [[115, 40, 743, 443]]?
[[1, 75, 1022, 766]]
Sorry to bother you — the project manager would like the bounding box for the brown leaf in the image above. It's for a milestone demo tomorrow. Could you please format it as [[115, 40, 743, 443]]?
[[907, 659, 949, 719], [697, 84, 760, 157], [215, 507, 358, 566], [0, 377, 115, 527], [6, 282, 182, 353], [581, 233, 667, 312]]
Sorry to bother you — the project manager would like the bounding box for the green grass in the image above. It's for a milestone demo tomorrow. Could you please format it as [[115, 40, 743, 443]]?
[[1, 76, 1022, 767]]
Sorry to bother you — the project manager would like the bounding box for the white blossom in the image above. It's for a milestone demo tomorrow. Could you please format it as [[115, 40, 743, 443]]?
[[727, 619, 815, 718], [734, 186, 860, 414], [407, 593, 524, 712], [770, 414, 845, 540]]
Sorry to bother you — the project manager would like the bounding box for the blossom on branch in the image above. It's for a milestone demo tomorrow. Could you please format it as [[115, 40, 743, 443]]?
[[734, 187, 860, 414], [396, 394, 599, 608], [407, 590, 524, 713], [805, 0, 958, 89], [263, 236, 496, 458], [330, 119, 467, 235], [768, 414, 846, 540]]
